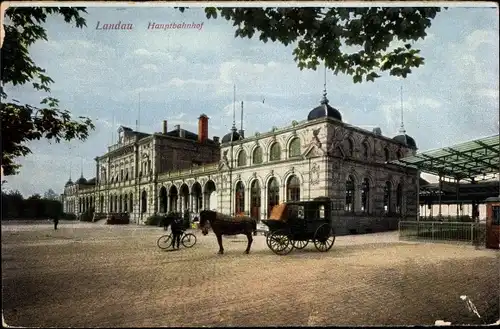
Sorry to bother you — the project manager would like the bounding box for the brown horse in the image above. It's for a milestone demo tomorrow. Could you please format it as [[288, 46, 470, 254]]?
[[199, 210, 257, 254]]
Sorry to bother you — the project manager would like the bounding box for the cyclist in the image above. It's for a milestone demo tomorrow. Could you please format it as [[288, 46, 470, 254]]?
[[171, 215, 183, 249]]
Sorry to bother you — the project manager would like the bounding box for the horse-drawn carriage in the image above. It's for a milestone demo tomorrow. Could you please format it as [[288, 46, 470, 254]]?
[[262, 197, 336, 255]]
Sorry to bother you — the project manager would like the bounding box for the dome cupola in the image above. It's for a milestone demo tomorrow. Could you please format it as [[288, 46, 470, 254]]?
[[221, 127, 241, 143], [307, 94, 343, 122], [307, 65, 342, 122], [393, 133, 417, 150], [76, 174, 87, 185]]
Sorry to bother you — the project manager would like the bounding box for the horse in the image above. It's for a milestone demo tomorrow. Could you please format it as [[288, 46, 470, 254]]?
[[199, 210, 257, 255]]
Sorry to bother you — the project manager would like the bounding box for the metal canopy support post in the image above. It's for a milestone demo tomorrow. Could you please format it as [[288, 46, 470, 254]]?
[[438, 174, 443, 218], [471, 178, 478, 221], [455, 176, 460, 219], [416, 169, 421, 221]]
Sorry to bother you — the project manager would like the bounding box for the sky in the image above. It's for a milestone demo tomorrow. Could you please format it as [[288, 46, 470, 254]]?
[[2, 2, 499, 197]]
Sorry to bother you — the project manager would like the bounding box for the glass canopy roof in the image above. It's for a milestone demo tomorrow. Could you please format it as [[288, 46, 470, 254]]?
[[390, 134, 499, 182]]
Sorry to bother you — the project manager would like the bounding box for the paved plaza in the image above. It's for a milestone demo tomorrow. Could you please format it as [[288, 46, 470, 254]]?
[[2, 220, 499, 327]]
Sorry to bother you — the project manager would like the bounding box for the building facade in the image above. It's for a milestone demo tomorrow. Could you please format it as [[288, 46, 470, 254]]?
[[62, 94, 419, 234]]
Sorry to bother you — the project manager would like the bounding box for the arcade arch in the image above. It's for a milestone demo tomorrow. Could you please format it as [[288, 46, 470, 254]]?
[[169, 185, 178, 213], [159, 186, 168, 213], [191, 182, 203, 213], [180, 184, 190, 213], [204, 180, 217, 211]]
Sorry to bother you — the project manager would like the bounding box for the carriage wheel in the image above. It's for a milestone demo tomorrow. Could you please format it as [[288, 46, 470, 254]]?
[[266, 233, 273, 249], [157, 234, 172, 249], [181, 233, 197, 248], [313, 224, 336, 252], [268, 230, 294, 255], [292, 240, 309, 249]]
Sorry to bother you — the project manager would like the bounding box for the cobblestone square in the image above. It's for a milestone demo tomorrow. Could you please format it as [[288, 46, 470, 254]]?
[[2, 221, 499, 327]]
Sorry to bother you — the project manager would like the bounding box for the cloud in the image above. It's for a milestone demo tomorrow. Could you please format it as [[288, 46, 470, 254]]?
[[167, 78, 217, 87], [133, 48, 187, 64], [419, 98, 443, 109], [476, 88, 499, 99], [465, 29, 498, 49], [141, 63, 159, 72]]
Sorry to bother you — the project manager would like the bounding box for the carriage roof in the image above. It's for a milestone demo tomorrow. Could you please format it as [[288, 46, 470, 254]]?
[[268, 198, 332, 222]]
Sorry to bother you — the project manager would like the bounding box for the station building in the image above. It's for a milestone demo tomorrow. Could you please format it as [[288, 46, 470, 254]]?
[[62, 90, 419, 235]]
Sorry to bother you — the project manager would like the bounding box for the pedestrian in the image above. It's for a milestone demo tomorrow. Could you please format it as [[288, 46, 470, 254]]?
[[53, 217, 59, 230], [183, 209, 190, 231]]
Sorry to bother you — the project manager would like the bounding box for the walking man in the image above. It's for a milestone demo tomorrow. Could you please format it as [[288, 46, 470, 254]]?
[[53, 217, 59, 230]]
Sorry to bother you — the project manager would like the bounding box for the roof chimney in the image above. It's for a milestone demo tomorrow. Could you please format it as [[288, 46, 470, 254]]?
[[372, 127, 382, 136], [198, 114, 209, 143], [162, 120, 168, 134], [213, 136, 219, 144]]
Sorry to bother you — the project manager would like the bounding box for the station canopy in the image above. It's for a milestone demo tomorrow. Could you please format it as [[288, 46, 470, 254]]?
[[391, 134, 499, 182]]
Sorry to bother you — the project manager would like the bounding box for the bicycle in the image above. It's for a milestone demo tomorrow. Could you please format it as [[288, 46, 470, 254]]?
[[157, 231, 197, 250]]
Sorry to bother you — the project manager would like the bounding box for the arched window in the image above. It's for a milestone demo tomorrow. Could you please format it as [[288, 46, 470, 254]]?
[[345, 175, 355, 212], [363, 143, 369, 159], [267, 177, 280, 217], [250, 180, 261, 220], [235, 181, 245, 215], [253, 146, 263, 164], [384, 148, 390, 162], [237, 150, 247, 167], [286, 175, 301, 201], [396, 183, 403, 214], [289, 138, 301, 157], [141, 190, 147, 213], [348, 140, 354, 157], [129, 193, 133, 212], [383, 181, 392, 214], [397, 151, 403, 160], [118, 195, 123, 212], [361, 178, 370, 213], [269, 142, 281, 161], [124, 195, 128, 213]]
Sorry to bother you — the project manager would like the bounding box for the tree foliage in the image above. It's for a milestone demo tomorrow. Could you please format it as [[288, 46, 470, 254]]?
[[1, 189, 68, 220], [179, 7, 443, 83], [1, 7, 95, 176], [44, 188, 58, 200]]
